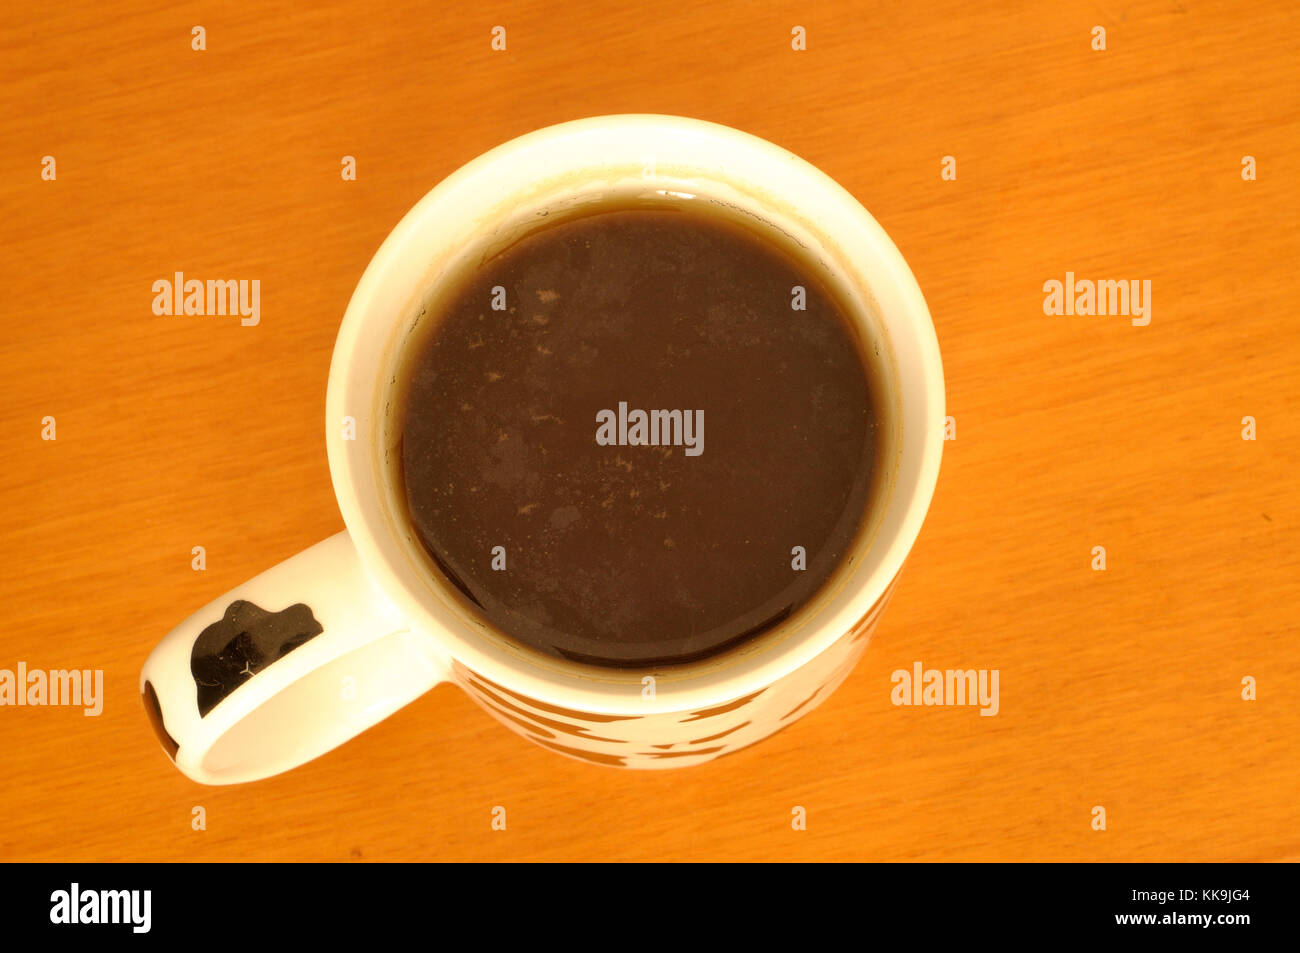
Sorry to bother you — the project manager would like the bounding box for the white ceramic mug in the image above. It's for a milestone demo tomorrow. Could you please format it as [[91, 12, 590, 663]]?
[[140, 114, 944, 784]]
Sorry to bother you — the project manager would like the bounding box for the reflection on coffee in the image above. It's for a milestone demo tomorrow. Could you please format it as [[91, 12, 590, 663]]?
[[397, 203, 885, 668]]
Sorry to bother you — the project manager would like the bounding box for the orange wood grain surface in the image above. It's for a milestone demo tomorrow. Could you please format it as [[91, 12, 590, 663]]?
[[1, 0, 1296, 862]]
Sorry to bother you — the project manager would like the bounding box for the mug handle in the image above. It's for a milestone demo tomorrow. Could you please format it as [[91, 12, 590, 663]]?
[[139, 531, 448, 785]]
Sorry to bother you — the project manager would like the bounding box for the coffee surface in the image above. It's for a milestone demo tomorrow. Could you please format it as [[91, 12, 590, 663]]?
[[399, 205, 881, 667]]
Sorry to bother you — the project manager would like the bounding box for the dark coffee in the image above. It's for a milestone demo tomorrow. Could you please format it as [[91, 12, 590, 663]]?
[[397, 203, 885, 668]]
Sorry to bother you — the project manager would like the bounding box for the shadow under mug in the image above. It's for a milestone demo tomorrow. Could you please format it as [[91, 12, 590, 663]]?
[[140, 114, 945, 785]]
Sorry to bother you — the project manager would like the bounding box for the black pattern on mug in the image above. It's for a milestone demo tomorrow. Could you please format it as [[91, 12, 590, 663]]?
[[191, 601, 323, 716]]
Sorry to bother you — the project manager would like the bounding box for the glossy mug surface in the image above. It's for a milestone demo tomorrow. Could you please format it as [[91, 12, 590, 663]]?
[[139, 114, 945, 784]]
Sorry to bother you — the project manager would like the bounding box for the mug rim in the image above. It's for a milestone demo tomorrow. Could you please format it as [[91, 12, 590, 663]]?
[[326, 113, 944, 714]]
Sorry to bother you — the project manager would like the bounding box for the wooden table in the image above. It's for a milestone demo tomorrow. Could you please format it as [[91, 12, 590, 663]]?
[[1, 0, 1295, 862]]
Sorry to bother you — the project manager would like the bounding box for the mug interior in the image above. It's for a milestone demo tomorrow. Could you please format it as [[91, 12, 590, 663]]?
[[326, 114, 943, 713]]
